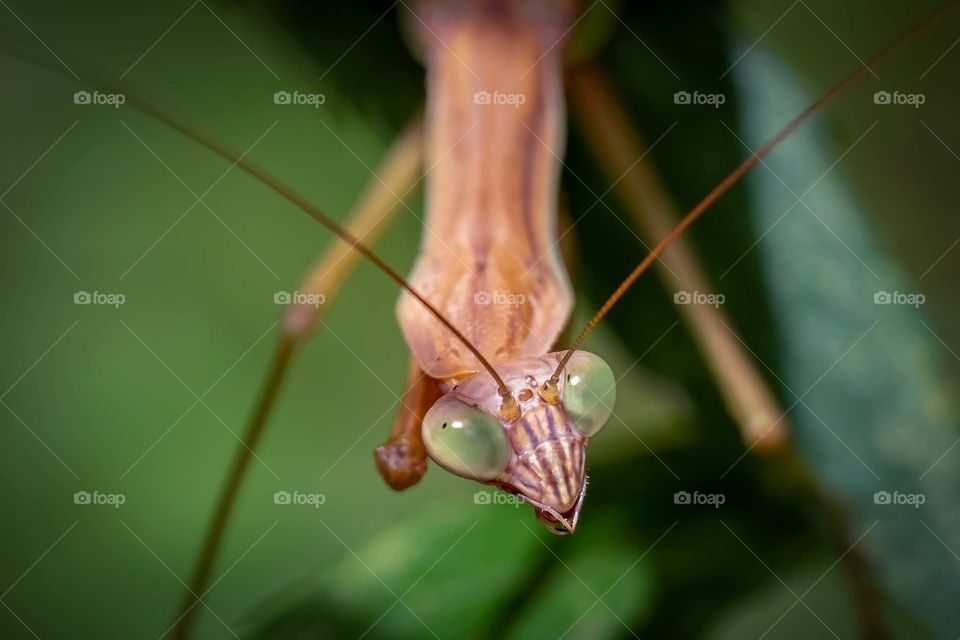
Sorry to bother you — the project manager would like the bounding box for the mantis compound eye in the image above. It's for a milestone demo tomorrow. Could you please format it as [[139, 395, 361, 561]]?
[[561, 351, 616, 438], [422, 397, 510, 481]]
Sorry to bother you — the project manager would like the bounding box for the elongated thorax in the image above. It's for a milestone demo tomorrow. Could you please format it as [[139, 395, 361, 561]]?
[[397, 0, 575, 381]]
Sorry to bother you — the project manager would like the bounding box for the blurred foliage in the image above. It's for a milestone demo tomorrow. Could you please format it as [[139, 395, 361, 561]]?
[[737, 45, 960, 637], [0, 0, 958, 639]]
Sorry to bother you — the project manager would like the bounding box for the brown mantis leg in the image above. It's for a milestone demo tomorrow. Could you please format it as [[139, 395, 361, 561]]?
[[569, 63, 893, 640], [375, 358, 443, 490], [568, 64, 787, 452], [172, 117, 424, 640]]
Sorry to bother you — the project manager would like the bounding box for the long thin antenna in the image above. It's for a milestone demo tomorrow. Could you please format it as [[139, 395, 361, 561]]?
[[548, 0, 960, 385], [7, 50, 516, 408]]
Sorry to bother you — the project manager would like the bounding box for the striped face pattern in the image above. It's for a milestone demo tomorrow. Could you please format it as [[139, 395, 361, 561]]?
[[501, 401, 587, 517], [422, 352, 615, 535]]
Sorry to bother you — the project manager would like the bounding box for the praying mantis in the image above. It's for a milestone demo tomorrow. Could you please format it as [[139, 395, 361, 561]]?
[[4, 0, 958, 638], [377, 1, 604, 535]]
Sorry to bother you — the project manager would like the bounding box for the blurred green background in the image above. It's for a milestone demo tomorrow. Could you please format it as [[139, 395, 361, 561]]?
[[1, 1, 959, 638]]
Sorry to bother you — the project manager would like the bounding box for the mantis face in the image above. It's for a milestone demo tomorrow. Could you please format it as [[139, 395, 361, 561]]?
[[421, 351, 615, 534]]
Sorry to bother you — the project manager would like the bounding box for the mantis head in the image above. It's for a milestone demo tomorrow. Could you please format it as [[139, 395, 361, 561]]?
[[421, 351, 615, 534]]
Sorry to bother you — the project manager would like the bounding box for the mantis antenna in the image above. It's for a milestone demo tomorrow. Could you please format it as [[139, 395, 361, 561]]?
[[3, 49, 521, 416], [547, 0, 960, 388]]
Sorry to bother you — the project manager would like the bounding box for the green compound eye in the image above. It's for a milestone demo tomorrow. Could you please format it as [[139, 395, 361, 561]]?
[[561, 352, 616, 437], [422, 397, 510, 481]]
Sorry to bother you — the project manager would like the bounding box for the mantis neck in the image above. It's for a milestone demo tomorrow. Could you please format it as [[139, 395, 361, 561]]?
[[397, 0, 575, 382]]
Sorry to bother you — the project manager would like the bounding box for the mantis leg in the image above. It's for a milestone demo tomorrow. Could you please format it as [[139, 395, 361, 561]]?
[[375, 358, 443, 490], [172, 116, 424, 640], [568, 64, 787, 452]]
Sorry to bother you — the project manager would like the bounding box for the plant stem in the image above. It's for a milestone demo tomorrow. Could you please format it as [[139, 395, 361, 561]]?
[[169, 116, 423, 640]]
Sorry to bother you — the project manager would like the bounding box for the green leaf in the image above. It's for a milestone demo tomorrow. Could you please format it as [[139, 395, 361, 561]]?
[[502, 520, 656, 640], [253, 499, 543, 638], [734, 42, 960, 639]]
